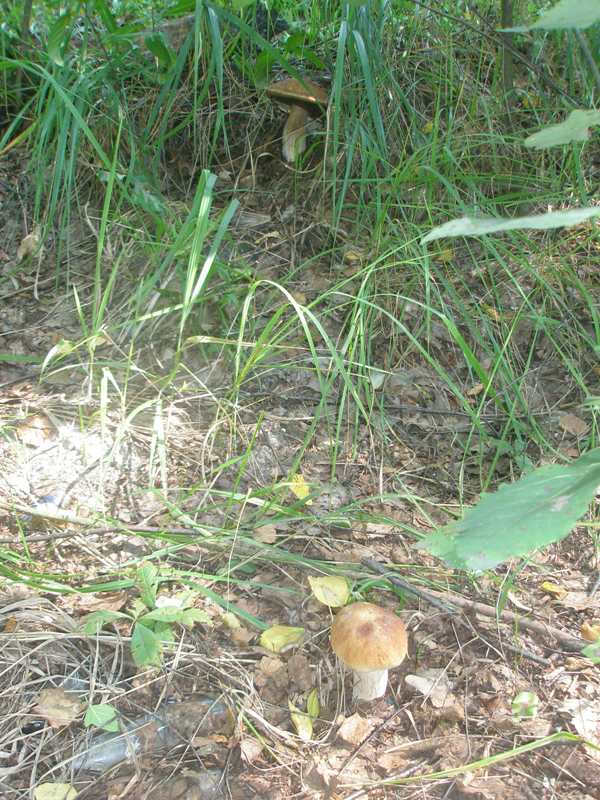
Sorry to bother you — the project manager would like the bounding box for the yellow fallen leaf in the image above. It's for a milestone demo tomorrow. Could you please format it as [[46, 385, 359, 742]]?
[[34, 784, 78, 800], [581, 621, 600, 642], [221, 612, 241, 629], [540, 581, 568, 600], [259, 625, 304, 653], [483, 304, 502, 322], [289, 473, 312, 505], [289, 699, 313, 741], [433, 247, 454, 263], [308, 575, 350, 608]]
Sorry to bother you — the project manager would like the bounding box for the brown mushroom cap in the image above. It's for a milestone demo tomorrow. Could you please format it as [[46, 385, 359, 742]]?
[[331, 602, 407, 672], [266, 77, 328, 111]]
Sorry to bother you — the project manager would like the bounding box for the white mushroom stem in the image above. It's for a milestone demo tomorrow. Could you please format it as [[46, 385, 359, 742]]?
[[282, 104, 310, 162], [352, 668, 389, 702]]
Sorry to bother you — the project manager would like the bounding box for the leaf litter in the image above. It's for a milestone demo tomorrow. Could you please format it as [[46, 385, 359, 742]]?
[[1, 68, 600, 800]]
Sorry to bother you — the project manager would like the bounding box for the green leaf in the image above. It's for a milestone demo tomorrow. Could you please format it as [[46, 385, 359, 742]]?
[[506, 0, 600, 31], [81, 610, 128, 635], [152, 621, 176, 642], [131, 623, 162, 667], [179, 608, 212, 627], [525, 110, 600, 149], [260, 625, 305, 653], [512, 691, 539, 719], [422, 208, 600, 243], [84, 703, 119, 732], [136, 562, 159, 609], [306, 688, 320, 720], [582, 640, 600, 664], [92, 0, 118, 34], [144, 33, 175, 70], [418, 449, 600, 571], [251, 50, 278, 87], [289, 699, 313, 741], [47, 13, 73, 66]]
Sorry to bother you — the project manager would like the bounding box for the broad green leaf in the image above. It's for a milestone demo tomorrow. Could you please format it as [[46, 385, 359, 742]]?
[[136, 561, 159, 609], [84, 703, 119, 732], [179, 608, 212, 627], [34, 784, 78, 800], [525, 110, 600, 149], [306, 688, 320, 719], [144, 33, 175, 70], [92, 0, 118, 34], [131, 623, 162, 667], [252, 50, 278, 87], [512, 691, 539, 719], [308, 576, 350, 608], [506, 0, 600, 31], [260, 625, 304, 653], [47, 14, 73, 66], [422, 208, 600, 243], [419, 449, 600, 571], [152, 621, 176, 642], [289, 699, 313, 741], [142, 607, 187, 624], [81, 610, 128, 635]]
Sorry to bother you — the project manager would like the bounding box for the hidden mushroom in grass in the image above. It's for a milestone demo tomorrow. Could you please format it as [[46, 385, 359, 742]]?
[[331, 602, 407, 702], [266, 77, 328, 163]]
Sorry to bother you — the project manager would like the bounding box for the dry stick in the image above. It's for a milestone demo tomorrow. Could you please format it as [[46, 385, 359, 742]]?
[[361, 558, 584, 654]]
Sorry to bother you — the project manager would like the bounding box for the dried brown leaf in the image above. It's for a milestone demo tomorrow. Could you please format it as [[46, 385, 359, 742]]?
[[240, 737, 264, 764], [252, 524, 278, 544], [337, 713, 375, 746], [405, 668, 455, 708], [559, 413, 589, 436], [16, 227, 41, 262], [33, 688, 82, 728]]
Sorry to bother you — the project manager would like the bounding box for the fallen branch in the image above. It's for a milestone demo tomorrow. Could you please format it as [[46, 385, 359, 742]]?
[[362, 557, 584, 654]]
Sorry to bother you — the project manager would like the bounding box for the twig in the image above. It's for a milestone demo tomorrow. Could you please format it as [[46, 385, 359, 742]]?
[[362, 558, 457, 613], [361, 558, 584, 654]]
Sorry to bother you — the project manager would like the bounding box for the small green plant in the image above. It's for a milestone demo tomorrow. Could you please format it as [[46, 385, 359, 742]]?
[[512, 691, 539, 719], [84, 703, 120, 733], [81, 561, 211, 667]]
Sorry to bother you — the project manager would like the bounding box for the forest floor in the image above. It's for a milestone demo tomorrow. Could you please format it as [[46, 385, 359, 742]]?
[[1, 111, 600, 800]]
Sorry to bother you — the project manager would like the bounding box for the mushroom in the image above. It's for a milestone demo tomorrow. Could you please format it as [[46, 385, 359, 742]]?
[[330, 602, 407, 702], [266, 77, 328, 163]]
